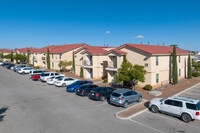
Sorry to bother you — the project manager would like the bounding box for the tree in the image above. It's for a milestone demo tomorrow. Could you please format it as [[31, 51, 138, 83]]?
[[170, 44, 179, 48], [117, 61, 146, 87], [172, 46, 178, 85], [80, 67, 83, 78], [46, 48, 50, 69], [123, 55, 127, 62], [58, 60, 72, 71], [188, 55, 192, 79], [72, 53, 75, 72], [4, 52, 14, 62], [14, 53, 27, 64], [33, 55, 34, 66], [27, 49, 30, 64], [0, 53, 3, 59]]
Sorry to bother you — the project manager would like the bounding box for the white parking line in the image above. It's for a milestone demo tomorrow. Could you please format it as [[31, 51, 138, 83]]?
[[145, 111, 200, 129], [129, 119, 166, 133], [95, 102, 108, 107]]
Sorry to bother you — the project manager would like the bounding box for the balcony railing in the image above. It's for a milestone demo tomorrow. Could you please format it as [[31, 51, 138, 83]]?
[[107, 61, 117, 68], [41, 57, 45, 60], [84, 60, 93, 66]]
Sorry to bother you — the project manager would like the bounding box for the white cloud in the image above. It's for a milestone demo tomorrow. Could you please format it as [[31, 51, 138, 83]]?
[[135, 35, 144, 39], [105, 31, 111, 34]]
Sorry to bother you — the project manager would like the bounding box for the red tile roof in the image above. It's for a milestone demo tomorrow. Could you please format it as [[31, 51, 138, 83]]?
[[76, 46, 108, 55], [105, 48, 127, 55], [120, 43, 193, 55], [15, 47, 37, 53], [0, 49, 12, 53], [30, 43, 87, 54]]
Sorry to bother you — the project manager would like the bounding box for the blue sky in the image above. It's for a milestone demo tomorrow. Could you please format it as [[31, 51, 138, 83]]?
[[0, 0, 199, 51]]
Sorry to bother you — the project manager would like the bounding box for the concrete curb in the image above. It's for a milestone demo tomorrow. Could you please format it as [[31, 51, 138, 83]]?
[[115, 82, 200, 120], [115, 99, 147, 120]]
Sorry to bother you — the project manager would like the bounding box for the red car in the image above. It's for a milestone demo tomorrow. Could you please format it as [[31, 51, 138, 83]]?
[[31, 74, 42, 81]]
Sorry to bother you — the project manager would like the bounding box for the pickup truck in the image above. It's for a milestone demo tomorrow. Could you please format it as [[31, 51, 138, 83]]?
[[31, 74, 42, 81]]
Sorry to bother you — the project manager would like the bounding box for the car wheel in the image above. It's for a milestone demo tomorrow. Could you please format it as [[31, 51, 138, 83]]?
[[123, 101, 128, 108], [181, 113, 191, 123], [151, 105, 159, 113], [137, 96, 142, 102], [62, 83, 66, 87], [22, 72, 25, 75], [100, 96, 105, 101]]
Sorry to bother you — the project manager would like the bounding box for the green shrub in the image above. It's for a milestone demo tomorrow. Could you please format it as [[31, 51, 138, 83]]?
[[192, 72, 200, 77], [34, 66, 39, 69], [103, 78, 108, 83], [56, 70, 59, 72], [143, 84, 153, 90], [28, 64, 34, 66]]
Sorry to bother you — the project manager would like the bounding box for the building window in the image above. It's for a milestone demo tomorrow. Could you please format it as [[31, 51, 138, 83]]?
[[179, 69, 181, 77], [156, 56, 159, 66], [179, 55, 181, 63], [59, 54, 62, 59], [52, 62, 54, 68], [52, 54, 54, 59], [156, 74, 159, 83]]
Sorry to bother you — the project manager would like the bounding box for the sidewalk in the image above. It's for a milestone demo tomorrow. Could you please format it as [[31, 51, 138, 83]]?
[[116, 77, 200, 119]]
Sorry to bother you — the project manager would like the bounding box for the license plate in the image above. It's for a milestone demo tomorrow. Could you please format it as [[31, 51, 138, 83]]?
[[113, 98, 116, 100], [78, 90, 79, 92], [92, 93, 94, 96]]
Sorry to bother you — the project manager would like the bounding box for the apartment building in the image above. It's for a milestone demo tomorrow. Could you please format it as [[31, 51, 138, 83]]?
[[29, 43, 87, 69], [105, 43, 192, 88], [0, 49, 12, 62], [74, 46, 114, 80]]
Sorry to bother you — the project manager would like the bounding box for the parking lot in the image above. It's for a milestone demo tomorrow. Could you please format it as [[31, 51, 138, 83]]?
[[0, 66, 200, 133], [129, 83, 200, 133]]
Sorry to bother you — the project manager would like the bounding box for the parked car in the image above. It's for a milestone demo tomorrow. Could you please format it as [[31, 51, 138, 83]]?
[[76, 84, 98, 96], [66, 80, 93, 92], [6, 64, 15, 69], [17, 67, 34, 74], [40, 72, 60, 82], [109, 89, 142, 108], [14, 65, 27, 72], [149, 96, 200, 123], [0, 61, 3, 65], [29, 69, 46, 78], [46, 75, 65, 85], [88, 87, 115, 101], [1, 62, 9, 67], [55, 77, 78, 87], [31, 74, 42, 81]]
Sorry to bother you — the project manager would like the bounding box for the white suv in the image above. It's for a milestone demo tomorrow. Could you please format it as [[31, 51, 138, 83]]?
[[18, 67, 34, 74], [40, 72, 60, 82], [149, 96, 200, 123]]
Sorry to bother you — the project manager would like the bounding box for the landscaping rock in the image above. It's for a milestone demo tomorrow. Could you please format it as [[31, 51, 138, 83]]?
[[148, 90, 162, 96]]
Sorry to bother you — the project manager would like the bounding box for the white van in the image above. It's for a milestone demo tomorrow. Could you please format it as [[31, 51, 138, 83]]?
[[29, 69, 46, 78]]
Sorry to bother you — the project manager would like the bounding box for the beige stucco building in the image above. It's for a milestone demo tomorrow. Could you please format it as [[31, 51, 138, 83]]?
[[74, 46, 114, 80], [105, 44, 192, 88], [29, 43, 87, 70]]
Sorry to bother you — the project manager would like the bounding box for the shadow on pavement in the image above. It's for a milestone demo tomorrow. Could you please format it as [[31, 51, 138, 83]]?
[[0, 106, 9, 122]]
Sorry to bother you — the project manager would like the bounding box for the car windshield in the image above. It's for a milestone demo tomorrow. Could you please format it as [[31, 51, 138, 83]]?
[[112, 92, 121, 97], [56, 76, 64, 79], [93, 87, 104, 92], [71, 81, 80, 85], [50, 77, 55, 79], [57, 78, 63, 81], [196, 102, 200, 110], [41, 73, 49, 76], [78, 85, 89, 90]]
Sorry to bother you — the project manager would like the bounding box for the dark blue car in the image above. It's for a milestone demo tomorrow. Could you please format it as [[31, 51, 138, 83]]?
[[66, 80, 93, 92]]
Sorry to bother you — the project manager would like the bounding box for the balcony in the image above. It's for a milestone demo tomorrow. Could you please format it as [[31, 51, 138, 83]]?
[[83, 60, 93, 68], [106, 61, 117, 71], [41, 57, 46, 62]]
